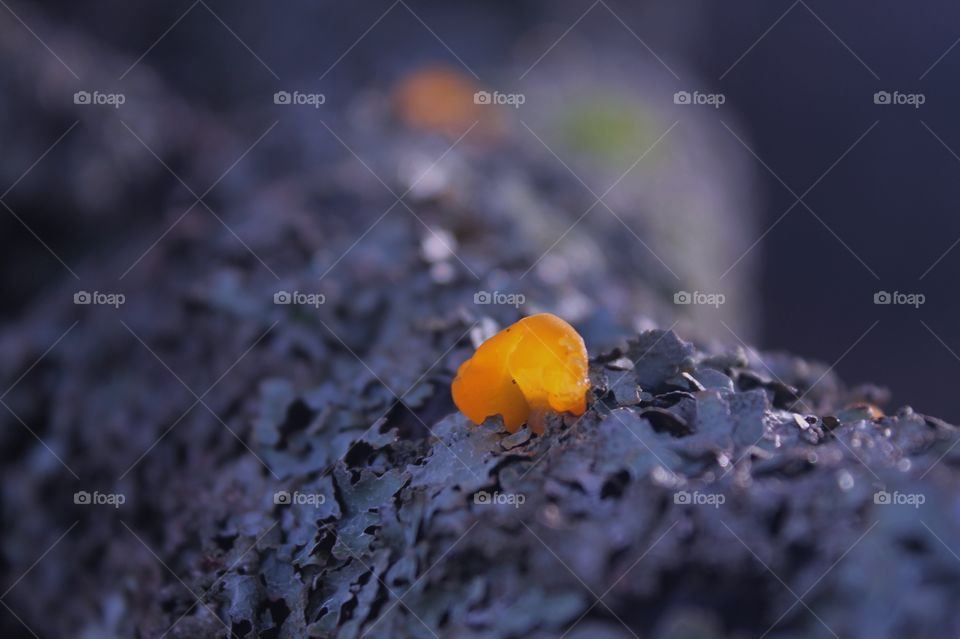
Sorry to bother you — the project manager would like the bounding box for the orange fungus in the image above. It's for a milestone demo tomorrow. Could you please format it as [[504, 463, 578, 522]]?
[[394, 66, 482, 137], [452, 313, 590, 433]]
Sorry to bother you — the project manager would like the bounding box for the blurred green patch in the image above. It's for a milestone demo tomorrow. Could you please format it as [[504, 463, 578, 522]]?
[[557, 97, 661, 167]]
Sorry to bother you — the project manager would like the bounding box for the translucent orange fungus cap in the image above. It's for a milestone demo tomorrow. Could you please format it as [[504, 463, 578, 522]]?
[[452, 313, 590, 433]]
